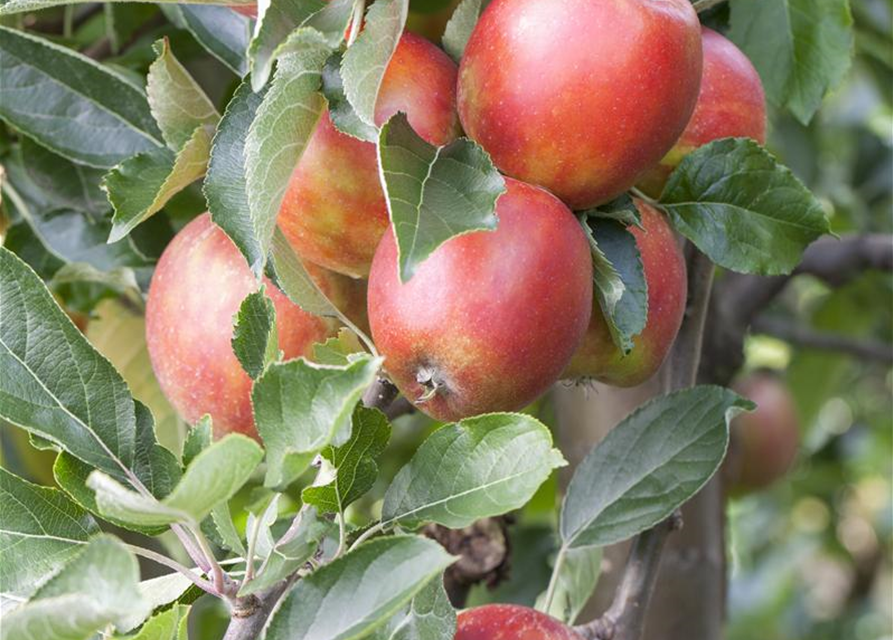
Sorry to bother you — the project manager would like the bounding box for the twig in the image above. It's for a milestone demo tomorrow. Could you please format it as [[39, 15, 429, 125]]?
[[666, 247, 716, 392], [222, 575, 298, 640], [752, 317, 893, 365], [362, 377, 399, 410], [574, 514, 684, 640], [127, 544, 218, 595]]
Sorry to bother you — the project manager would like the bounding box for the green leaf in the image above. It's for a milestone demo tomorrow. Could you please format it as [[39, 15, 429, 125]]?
[[269, 227, 342, 317], [0, 26, 162, 168], [116, 605, 189, 640], [161, 4, 250, 76], [728, 0, 853, 125], [382, 413, 566, 530], [20, 138, 109, 216], [266, 536, 455, 640], [232, 288, 279, 380], [248, 0, 325, 91], [87, 434, 264, 528], [584, 193, 642, 228], [105, 124, 214, 243], [659, 138, 831, 276], [147, 38, 220, 152], [1, 535, 148, 640], [312, 328, 365, 365], [341, 0, 409, 129], [253, 354, 382, 488], [244, 28, 331, 273], [0, 248, 152, 481], [560, 386, 752, 549], [321, 51, 379, 142], [377, 113, 505, 283], [370, 576, 457, 640], [0, 0, 255, 14], [581, 216, 647, 354], [182, 416, 212, 467], [442, 0, 489, 62], [238, 507, 334, 596], [208, 500, 247, 556], [535, 546, 602, 624], [53, 402, 183, 536], [204, 80, 267, 276], [302, 406, 391, 514], [0, 468, 100, 610]]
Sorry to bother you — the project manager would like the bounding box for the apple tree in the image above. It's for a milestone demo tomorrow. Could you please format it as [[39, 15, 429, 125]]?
[[0, 0, 888, 639]]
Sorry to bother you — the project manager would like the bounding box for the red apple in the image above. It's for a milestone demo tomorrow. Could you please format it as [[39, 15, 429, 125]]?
[[637, 27, 767, 196], [367, 178, 593, 422], [726, 373, 800, 494], [279, 32, 460, 278], [455, 605, 582, 640], [457, 0, 702, 210], [564, 200, 687, 387], [231, 4, 256, 17], [146, 213, 362, 438]]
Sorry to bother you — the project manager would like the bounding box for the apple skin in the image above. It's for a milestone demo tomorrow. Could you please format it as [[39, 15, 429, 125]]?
[[146, 213, 362, 438], [367, 178, 593, 422], [563, 201, 687, 387], [455, 605, 583, 640], [279, 32, 460, 278], [231, 4, 256, 17], [637, 27, 767, 197], [726, 373, 800, 495], [457, 0, 702, 210]]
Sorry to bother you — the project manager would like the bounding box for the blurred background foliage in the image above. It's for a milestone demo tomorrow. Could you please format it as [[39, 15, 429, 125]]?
[[0, 0, 890, 638]]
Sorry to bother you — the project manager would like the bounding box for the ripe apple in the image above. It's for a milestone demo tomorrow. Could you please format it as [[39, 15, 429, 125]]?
[[455, 605, 582, 640], [367, 178, 593, 422], [726, 372, 800, 494], [457, 0, 702, 209], [231, 4, 256, 17], [146, 213, 362, 438], [279, 32, 460, 278], [564, 201, 687, 387], [637, 27, 767, 196]]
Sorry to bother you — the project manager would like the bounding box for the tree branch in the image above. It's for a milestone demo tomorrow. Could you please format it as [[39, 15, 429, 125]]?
[[752, 317, 893, 365], [701, 234, 893, 385], [574, 514, 684, 640]]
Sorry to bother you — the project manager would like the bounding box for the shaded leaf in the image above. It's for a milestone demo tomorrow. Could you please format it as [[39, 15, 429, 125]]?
[[0, 26, 161, 168], [231, 287, 279, 380]]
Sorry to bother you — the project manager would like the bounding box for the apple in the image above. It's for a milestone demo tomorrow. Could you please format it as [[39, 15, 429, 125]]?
[[637, 27, 767, 197], [367, 178, 593, 422], [279, 32, 460, 278], [563, 200, 687, 387], [231, 4, 256, 17], [455, 605, 582, 640], [726, 372, 800, 494], [457, 0, 702, 210], [146, 213, 362, 438]]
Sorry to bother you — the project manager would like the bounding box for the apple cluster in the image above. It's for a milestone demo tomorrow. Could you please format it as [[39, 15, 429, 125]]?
[[146, 0, 766, 445]]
